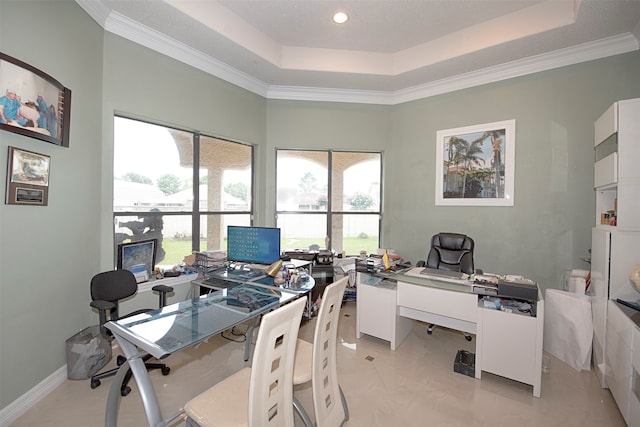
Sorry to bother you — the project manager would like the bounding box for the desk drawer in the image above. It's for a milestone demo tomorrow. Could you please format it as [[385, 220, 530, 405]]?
[[397, 281, 476, 323]]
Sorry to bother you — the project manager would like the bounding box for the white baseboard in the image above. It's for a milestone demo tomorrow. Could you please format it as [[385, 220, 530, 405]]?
[[0, 365, 67, 427]]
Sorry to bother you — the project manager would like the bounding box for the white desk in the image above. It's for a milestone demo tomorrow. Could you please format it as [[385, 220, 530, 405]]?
[[356, 268, 544, 397]]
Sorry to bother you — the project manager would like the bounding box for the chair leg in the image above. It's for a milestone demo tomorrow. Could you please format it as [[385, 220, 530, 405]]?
[[186, 417, 200, 427], [119, 355, 170, 396], [339, 385, 349, 422], [293, 396, 314, 427], [427, 324, 436, 334]]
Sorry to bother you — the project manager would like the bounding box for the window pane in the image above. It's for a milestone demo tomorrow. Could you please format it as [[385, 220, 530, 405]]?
[[278, 214, 327, 252], [199, 136, 252, 212], [332, 214, 380, 256], [115, 214, 193, 267], [114, 117, 194, 212], [332, 152, 381, 212], [277, 150, 328, 212], [200, 214, 251, 251]]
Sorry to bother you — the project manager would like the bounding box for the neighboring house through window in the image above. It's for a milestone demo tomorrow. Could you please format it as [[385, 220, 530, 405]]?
[[276, 150, 382, 256], [113, 116, 253, 267]]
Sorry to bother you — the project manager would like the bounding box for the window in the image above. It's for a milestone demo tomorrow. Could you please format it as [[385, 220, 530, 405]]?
[[113, 116, 252, 267], [276, 150, 381, 255]]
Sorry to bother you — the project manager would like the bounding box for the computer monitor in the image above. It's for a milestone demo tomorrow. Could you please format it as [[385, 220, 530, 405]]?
[[116, 238, 157, 283], [227, 226, 281, 265]]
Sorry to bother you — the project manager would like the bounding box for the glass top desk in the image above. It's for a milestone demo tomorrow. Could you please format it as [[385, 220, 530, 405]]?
[[104, 282, 299, 427], [193, 264, 315, 320]]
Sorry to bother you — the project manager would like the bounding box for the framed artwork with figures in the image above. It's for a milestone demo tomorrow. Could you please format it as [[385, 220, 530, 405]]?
[[0, 52, 71, 147]]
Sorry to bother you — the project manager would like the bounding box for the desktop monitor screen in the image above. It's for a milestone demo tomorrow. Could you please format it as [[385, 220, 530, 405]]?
[[227, 226, 281, 265], [116, 238, 157, 283]]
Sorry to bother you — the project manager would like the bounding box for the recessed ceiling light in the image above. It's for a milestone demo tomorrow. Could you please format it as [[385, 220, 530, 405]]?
[[333, 11, 349, 24]]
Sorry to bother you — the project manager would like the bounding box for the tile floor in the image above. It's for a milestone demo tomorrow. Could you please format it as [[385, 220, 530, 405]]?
[[8, 302, 625, 427]]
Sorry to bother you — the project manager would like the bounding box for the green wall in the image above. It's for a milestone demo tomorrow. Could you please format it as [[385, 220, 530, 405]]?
[[264, 100, 391, 222], [386, 53, 640, 288], [265, 53, 640, 290], [0, 0, 104, 409], [2, 0, 640, 417]]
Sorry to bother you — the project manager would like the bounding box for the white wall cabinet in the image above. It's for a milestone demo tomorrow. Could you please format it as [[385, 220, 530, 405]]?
[[593, 98, 640, 231], [606, 301, 640, 427], [590, 99, 640, 425]]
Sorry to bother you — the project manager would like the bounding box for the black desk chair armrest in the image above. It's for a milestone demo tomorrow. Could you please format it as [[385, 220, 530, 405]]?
[[90, 300, 116, 335], [152, 284, 174, 308]]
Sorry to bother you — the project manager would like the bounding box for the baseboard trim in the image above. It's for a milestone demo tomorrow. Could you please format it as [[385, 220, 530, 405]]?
[[0, 365, 67, 427]]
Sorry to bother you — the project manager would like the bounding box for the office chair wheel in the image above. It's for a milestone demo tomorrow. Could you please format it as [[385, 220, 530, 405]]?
[[161, 366, 171, 375], [465, 334, 472, 342], [90, 379, 101, 389], [120, 386, 131, 397]]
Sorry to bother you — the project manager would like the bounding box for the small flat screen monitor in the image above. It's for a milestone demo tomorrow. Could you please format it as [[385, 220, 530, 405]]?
[[117, 238, 157, 283], [227, 226, 281, 265]]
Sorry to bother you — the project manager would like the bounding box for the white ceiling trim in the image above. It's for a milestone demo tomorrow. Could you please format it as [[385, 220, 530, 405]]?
[[393, 0, 576, 75], [165, 0, 575, 78], [163, 0, 283, 66], [103, 10, 270, 97], [389, 33, 640, 105], [77, 0, 639, 106]]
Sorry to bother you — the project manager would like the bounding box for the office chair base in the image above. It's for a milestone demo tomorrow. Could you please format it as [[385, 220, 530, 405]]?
[[428, 323, 473, 341], [90, 357, 171, 396]]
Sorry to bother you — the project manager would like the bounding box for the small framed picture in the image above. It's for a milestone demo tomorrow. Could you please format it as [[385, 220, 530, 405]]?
[[0, 52, 71, 147], [5, 146, 50, 206]]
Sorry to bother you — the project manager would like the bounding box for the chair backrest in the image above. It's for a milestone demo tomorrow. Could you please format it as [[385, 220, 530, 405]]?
[[249, 296, 306, 427], [90, 270, 138, 321], [426, 232, 475, 275], [312, 276, 348, 427]]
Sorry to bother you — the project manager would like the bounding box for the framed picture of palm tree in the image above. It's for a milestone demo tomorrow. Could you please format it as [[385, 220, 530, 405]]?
[[435, 119, 515, 206]]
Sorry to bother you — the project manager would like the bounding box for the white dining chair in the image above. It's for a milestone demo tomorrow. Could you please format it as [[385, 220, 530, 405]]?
[[293, 276, 349, 427], [184, 296, 306, 427]]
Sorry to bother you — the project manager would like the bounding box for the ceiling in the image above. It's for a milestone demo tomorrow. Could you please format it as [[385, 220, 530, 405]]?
[[76, 0, 640, 104]]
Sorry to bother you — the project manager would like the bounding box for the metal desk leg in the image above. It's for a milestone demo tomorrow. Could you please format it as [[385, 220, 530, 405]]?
[[106, 335, 163, 427], [243, 315, 263, 361], [105, 357, 129, 427]]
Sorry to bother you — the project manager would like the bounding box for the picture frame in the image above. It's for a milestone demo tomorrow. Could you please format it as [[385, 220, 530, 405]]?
[[5, 146, 50, 206], [0, 52, 71, 147], [435, 119, 515, 206], [117, 239, 157, 283]]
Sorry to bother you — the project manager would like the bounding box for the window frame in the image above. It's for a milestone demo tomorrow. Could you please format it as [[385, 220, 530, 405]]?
[[275, 149, 383, 255], [113, 115, 254, 267]]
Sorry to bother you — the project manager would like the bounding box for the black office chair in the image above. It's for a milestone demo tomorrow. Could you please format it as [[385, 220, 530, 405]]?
[[417, 232, 476, 341], [89, 269, 173, 396]]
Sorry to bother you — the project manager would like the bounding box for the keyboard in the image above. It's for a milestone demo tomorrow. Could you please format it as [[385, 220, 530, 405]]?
[[419, 267, 465, 280]]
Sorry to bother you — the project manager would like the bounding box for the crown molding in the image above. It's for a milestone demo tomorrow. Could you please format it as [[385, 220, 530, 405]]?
[[389, 33, 640, 105], [103, 10, 270, 97], [76, 1, 639, 106]]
